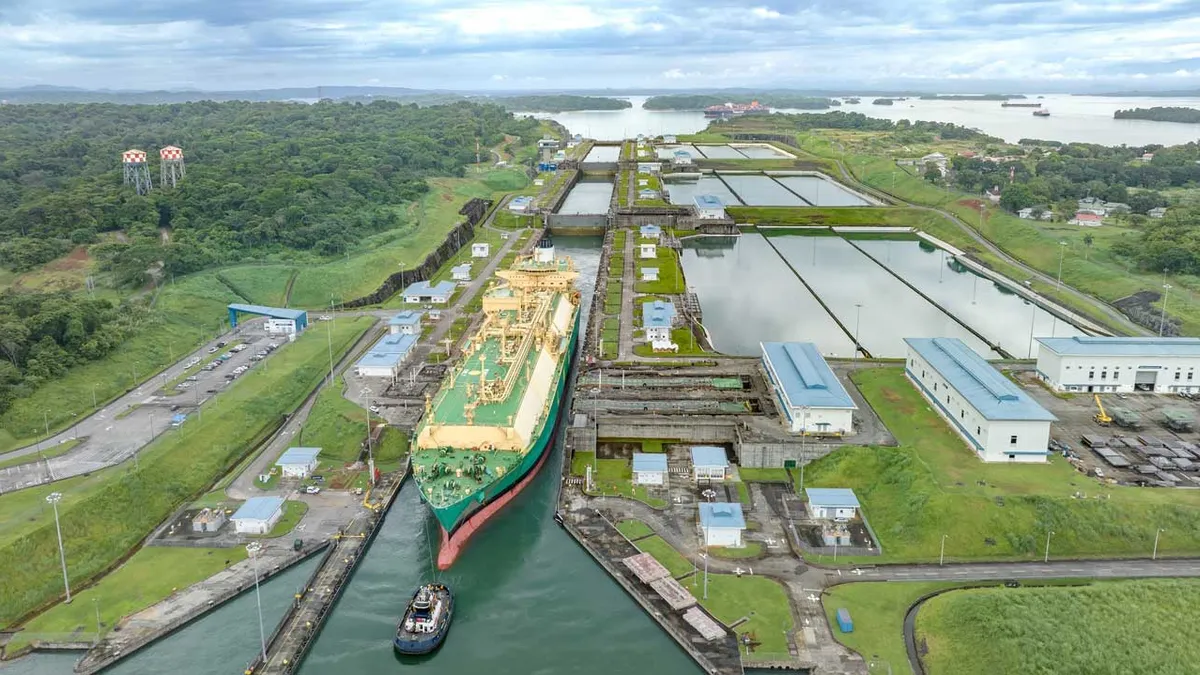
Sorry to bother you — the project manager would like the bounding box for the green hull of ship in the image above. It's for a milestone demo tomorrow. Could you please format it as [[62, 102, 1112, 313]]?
[[419, 313, 577, 535]]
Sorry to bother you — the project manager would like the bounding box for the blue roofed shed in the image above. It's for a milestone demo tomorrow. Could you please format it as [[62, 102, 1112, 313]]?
[[632, 453, 668, 485], [451, 263, 472, 281], [388, 310, 422, 335], [805, 488, 861, 520], [355, 333, 418, 378], [699, 502, 745, 547], [227, 304, 308, 332], [761, 342, 857, 435], [906, 337, 1056, 463], [231, 496, 285, 535], [693, 194, 725, 219], [402, 280, 456, 304], [276, 447, 321, 478], [642, 300, 676, 342], [691, 446, 729, 481], [639, 224, 662, 239]]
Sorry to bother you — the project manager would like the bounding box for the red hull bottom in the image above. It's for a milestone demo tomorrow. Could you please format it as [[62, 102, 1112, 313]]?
[[436, 440, 554, 569]]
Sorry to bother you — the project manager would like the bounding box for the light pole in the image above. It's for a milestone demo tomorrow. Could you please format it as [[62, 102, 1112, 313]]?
[[325, 311, 335, 385], [246, 542, 268, 664], [1153, 528, 1165, 560], [92, 384, 99, 410], [46, 492, 71, 603], [1027, 302, 1037, 359], [1160, 284, 1173, 336], [43, 410, 50, 442], [148, 412, 156, 440], [972, 274, 978, 305], [1044, 530, 1054, 563], [940, 534, 948, 566], [799, 407, 809, 493], [1056, 240, 1067, 293], [361, 387, 375, 479], [853, 303, 863, 359]]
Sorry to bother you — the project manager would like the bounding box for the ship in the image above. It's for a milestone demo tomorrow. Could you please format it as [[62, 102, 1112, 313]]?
[[412, 234, 581, 569], [1001, 102, 1041, 108], [1033, 108, 1051, 117], [393, 583, 453, 655], [704, 100, 771, 118]]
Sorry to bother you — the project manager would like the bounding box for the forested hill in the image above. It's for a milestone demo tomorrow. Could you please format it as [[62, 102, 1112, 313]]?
[[0, 100, 539, 282], [643, 94, 838, 110], [489, 95, 631, 112], [1114, 107, 1200, 123]]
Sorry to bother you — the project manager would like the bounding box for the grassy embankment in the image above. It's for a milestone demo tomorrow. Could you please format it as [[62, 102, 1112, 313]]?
[[633, 244, 684, 294], [802, 367, 1200, 564], [0, 273, 241, 453], [616, 519, 655, 540], [570, 452, 667, 508], [293, 374, 409, 487], [916, 579, 1200, 675], [793, 131, 1195, 334], [632, 532, 794, 660], [633, 173, 670, 207], [0, 317, 372, 627], [5, 547, 250, 654]]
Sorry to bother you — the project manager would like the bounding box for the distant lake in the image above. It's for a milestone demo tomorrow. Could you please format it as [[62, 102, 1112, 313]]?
[[520, 94, 1200, 146]]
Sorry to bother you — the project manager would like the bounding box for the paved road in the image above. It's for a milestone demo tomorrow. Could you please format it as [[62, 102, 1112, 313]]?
[[0, 320, 286, 494], [842, 558, 1200, 582], [828, 152, 1149, 337]]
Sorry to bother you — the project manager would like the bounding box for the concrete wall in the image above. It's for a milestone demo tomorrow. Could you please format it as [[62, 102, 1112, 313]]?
[[735, 440, 838, 468], [579, 162, 619, 172], [546, 214, 610, 229], [596, 417, 737, 443]]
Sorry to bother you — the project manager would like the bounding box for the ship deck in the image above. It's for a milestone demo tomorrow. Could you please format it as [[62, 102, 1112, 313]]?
[[428, 313, 537, 428], [412, 448, 523, 507]]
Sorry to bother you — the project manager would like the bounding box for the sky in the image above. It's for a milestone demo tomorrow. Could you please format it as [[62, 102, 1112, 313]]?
[[3, 0, 1200, 91]]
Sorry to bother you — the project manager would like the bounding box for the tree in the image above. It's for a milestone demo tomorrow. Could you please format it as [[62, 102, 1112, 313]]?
[[999, 183, 1035, 213], [1083, 233, 1094, 260], [924, 163, 942, 182]]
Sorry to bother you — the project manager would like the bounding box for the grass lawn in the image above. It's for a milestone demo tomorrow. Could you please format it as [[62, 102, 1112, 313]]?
[[0, 317, 371, 627], [217, 265, 295, 306], [635, 535, 694, 577], [289, 170, 527, 308], [0, 439, 82, 471], [295, 374, 411, 465], [634, 246, 685, 294], [616, 519, 655, 540], [803, 368, 1200, 563], [0, 272, 241, 452], [822, 581, 965, 675], [916, 579, 1200, 675], [738, 468, 791, 482], [5, 546, 248, 654], [253, 500, 308, 538], [633, 328, 706, 357], [574, 457, 668, 508]]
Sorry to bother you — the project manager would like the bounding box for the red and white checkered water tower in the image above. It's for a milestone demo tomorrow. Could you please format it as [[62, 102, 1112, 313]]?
[[122, 149, 153, 195], [159, 145, 185, 188]]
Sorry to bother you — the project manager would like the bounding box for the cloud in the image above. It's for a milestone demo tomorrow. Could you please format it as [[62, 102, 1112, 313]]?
[[2, 0, 1200, 89]]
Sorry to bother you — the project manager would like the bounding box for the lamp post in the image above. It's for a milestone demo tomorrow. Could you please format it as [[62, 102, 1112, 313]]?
[[940, 534, 948, 566], [799, 407, 809, 493], [1027, 302, 1037, 359], [1044, 530, 1054, 563], [92, 384, 99, 410], [1160, 284, 1173, 336], [43, 410, 50, 442], [46, 492, 71, 603], [361, 387, 375, 481], [1056, 240, 1067, 293], [1153, 528, 1165, 560], [853, 303, 863, 359], [246, 542, 267, 664]]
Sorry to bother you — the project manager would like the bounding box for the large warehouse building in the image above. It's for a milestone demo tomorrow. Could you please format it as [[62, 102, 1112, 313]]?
[[761, 341, 857, 435], [1035, 336, 1200, 394], [906, 337, 1056, 463], [355, 333, 418, 378]]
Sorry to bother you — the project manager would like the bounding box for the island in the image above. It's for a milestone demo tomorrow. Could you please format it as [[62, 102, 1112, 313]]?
[[1114, 106, 1200, 124], [643, 94, 835, 111], [872, 98, 896, 105], [493, 95, 632, 112]]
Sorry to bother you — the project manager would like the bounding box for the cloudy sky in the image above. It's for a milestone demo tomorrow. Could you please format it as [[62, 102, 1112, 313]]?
[[3, 0, 1200, 91]]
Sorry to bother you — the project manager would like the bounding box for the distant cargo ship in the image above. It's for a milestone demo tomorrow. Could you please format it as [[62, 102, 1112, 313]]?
[[704, 101, 771, 118], [412, 234, 580, 569], [1001, 102, 1041, 108], [1033, 108, 1051, 117]]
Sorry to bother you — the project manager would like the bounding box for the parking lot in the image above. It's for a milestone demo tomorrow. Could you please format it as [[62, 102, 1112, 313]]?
[[1016, 371, 1200, 487]]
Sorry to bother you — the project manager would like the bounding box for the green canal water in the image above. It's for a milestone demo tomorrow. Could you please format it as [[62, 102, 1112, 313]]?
[[2, 236, 702, 675]]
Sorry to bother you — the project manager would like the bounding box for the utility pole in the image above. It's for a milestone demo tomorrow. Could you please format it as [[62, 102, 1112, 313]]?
[[853, 304, 863, 359], [47, 492, 71, 603], [1154, 528, 1165, 560], [799, 407, 809, 493], [1044, 530, 1054, 563], [940, 534, 948, 566], [1160, 284, 1173, 336], [246, 542, 267, 664], [1056, 241, 1068, 294]]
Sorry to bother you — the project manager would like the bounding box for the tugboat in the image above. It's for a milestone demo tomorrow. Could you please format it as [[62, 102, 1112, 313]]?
[[1033, 108, 1050, 117], [393, 583, 454, 655]]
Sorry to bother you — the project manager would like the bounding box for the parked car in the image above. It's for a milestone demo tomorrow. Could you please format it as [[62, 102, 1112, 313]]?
[[207, 347, 219, 354], [305, 486, 321, 495], [217, 341, 227, 347], [312, 475, 324, 483], [369, 406, 381, 414], [318, 315, 332, 321]]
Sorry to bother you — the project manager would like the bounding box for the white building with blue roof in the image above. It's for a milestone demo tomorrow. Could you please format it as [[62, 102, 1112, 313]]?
[[389, 310, 422, 336], [231, 496, 285, 535], [632, 453, 668, 485], [761, 342, 857, 435], [699, 502, 745, 547], [355, 333, 418, 378], [805, 488, 861, 521], [691, 446, 729, 481], [639, 224, 662, 239], [642, 299, 677, 345], [693, 194, 725, 220], [1035, 336, 1200, 395], [276, 447, 321, 478], [402, 280, 456, 304], [906, 337, 1056, 463], [451, 263, 472, 282]]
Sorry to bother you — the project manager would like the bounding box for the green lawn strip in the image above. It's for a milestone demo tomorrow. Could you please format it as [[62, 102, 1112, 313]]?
[[425, 228, 505, 287], [916, 579, 1200, 675], [701, 574, 794, 658], [0, 439, 83, 471], [803, 367, 1200, 564], [296, 374, 375, 464], [217, 265, 295, 306], [616, 519, 655, 540], [635, 535, 694, 577], [633, 246, 685, 294], [709, 541, 763, 559], [0, 272, 240, 452], [735, 482, 751, 505], [633, 328, 706, 357], [822, 581, 968, 675], [5, 546, 249, 654], [0, 317, 372, 627], [251, 500, 308, 539]]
